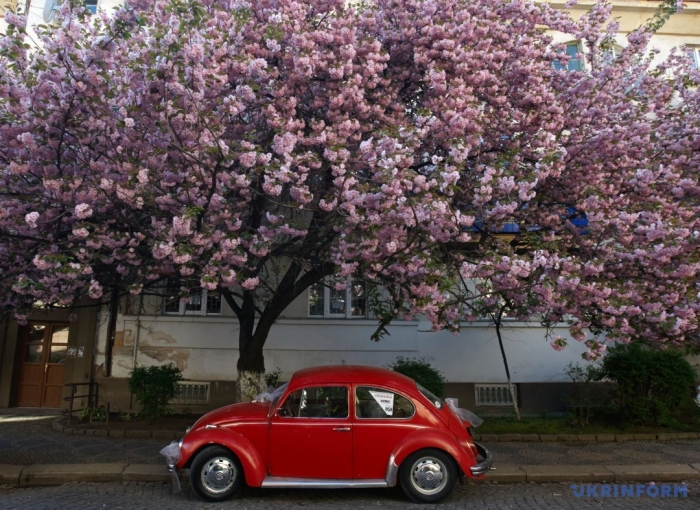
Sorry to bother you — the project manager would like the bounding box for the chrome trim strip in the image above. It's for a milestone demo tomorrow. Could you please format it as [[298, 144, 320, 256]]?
[[470, 442, 493, 476], [385, 454, 399, 487], [261, 477, 388, 489]]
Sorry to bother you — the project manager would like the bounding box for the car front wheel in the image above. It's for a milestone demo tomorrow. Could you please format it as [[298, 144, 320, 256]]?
[[399, 448, 458, 503], [189, 445, 243, 502]]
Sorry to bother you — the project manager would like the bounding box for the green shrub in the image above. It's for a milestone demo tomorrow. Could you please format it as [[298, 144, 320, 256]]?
[[565, 361, 603, 427], [128, 364, 183, 422], [265, 367, 283, 388], [386, 356, 446, 397], [599, 343, 697, 427], [78, 405, 107, 422]]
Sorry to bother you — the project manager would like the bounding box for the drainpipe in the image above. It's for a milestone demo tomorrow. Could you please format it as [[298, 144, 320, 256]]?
[[0, 318, 8, 406], [104, 287, 119, 377], [128, 294, 143, 410], [89, 305, 100, 394], [132, 294, 142, 370]]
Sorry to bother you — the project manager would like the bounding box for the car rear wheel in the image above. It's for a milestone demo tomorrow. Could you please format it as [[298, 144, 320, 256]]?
[[190, 445, 243, 502], [399, 449, 458, 503]]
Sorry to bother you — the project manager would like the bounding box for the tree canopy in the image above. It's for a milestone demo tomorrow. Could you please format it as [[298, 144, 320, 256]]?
[[1, 0, 699, 398]]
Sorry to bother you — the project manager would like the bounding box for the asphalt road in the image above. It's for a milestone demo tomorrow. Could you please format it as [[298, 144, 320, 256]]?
[[1, 480, 699, 509]]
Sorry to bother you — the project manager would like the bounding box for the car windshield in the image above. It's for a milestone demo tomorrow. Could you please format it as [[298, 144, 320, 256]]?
[[268, 382, 289, 412], [417, 383, 443, 409]]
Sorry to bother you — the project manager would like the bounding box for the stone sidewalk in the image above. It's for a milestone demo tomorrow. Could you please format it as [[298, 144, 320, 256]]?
[[4, 462, 700, 488], [2, 408, 700, 488]]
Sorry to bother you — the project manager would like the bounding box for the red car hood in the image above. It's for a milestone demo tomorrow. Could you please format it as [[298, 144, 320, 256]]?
[[193, 401, 271, 428]]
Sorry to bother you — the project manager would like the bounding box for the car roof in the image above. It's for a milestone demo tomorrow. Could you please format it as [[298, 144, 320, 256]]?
[[289, 365, 418, 392]]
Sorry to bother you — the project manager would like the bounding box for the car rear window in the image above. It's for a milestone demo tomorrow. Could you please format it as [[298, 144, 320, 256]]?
[[355, 386, 415, 419], [417, 384, 443, 409]]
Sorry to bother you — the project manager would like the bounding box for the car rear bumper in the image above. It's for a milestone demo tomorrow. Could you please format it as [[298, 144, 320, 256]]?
[[469, 442, 493, 476]]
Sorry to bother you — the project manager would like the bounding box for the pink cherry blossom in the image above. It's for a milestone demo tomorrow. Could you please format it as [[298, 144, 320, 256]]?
[[24, 212, 39, 228], [241, 278, 259, 291], [1, 0, 699, 402], [74, 204, 93, 219]]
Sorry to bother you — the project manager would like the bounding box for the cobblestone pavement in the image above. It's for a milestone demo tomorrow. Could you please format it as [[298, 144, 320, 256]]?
[[0, 410, 164, 465], [3, 409, 700, 466], [488, 440, 700, 466], [0, 480, 699, 509]]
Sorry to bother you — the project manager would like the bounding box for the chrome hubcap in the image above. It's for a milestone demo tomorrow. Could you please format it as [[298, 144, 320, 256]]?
[[411, 457, 446, 495], [201, 456, 235, 495]]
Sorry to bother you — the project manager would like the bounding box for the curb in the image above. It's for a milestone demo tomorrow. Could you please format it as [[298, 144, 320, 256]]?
[[472, 432, 700, 442], [52, 417, 182, 441], [482, 464, 700, 483], [3, 463, 700, 488], [0, 463, 180, 487]]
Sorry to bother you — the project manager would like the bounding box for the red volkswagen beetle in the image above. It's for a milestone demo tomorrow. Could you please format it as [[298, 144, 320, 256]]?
[[166, 365, 492, 503]]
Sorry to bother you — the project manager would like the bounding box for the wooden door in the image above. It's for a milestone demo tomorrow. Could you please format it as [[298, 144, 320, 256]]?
[[16, 323, 69, 408]]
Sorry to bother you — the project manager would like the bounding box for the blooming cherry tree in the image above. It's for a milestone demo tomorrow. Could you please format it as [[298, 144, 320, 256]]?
[[1, 0, 698, 400]]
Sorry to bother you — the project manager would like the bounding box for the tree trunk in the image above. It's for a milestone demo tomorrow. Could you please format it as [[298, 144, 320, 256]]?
[[234, 296, 266, 402], [236, 368, 265, 402], [235, 334, 266, 402], [223, 266, 331, 403]]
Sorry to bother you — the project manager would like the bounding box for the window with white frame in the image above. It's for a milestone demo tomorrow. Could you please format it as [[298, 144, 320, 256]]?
[[308, 278, 367, 318], [554, 42, 584, 72], [602, 43, 624, 66], [688, 46, 700, 69], [163, 278, 221, 316], [84, 0, 97, 14], [475, 384, 519, 406]]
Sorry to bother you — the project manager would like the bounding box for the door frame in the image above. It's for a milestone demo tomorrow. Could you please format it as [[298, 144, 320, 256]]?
[[14, 321, 70, 408]]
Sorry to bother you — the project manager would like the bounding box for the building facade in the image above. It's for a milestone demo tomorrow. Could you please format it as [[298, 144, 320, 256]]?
[[1, 0, 699, 414]]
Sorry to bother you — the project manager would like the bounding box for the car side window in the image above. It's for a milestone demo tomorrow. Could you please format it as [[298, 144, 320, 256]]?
[[280, 386, 348, 418], [355, 386, 415, 419]]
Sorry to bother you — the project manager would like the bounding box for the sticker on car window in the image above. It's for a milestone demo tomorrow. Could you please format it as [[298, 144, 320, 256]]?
[[369, 390, 394, 415]]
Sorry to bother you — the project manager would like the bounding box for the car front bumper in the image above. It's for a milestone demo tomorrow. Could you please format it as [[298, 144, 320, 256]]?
[[469, 442, 493, 476]]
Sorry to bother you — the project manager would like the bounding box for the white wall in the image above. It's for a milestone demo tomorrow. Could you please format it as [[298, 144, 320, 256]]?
[[96, 313, 591, 384], [417, 321, 591, 383]]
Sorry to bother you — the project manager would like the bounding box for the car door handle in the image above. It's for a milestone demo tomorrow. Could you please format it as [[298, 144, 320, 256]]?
[[333, 427, 351, 432]]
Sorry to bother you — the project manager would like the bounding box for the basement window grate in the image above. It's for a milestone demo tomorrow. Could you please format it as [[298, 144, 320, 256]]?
[[172, 381, 210, 404], [475, 384, 518, 406]]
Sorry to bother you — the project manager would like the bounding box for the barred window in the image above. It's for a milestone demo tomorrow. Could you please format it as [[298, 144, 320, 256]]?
[[308, 278, 366, 318], [163, 278, 221, 316]]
